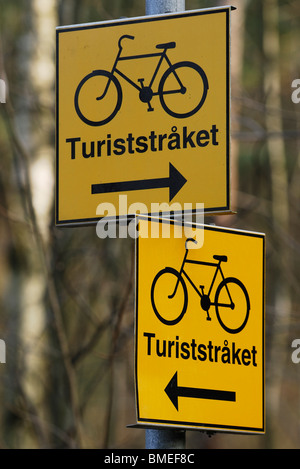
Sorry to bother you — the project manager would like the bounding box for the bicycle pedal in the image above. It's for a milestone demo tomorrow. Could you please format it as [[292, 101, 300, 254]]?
[[147, 108, 154, 112], [206, 316, 212, 321]]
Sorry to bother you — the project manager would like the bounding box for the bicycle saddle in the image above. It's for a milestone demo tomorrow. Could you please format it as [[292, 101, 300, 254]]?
[[156, 41, 176, 50], [213, 255, 228, 262]]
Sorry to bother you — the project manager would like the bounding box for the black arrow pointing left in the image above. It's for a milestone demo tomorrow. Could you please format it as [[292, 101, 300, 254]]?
[[165, 372, 236, 411]]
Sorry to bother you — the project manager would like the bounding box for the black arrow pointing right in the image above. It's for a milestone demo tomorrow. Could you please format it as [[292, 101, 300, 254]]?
[[165, 372, 236, 411], [91, 163, 187, 202]]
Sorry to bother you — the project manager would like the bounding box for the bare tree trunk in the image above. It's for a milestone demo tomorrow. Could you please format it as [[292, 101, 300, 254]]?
[[228, 0, 245, 215], [263, 0, 291, 446], [2, 0, 84, 448], [4, 0, 57, 448], [1, 3, 41, 447], [19, 0, 56, 447], [214, 0, 245, 224]]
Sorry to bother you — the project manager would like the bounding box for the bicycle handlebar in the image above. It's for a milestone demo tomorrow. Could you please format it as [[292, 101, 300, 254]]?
[[185, 238, 198, 250], [118, 35, 135, 50]]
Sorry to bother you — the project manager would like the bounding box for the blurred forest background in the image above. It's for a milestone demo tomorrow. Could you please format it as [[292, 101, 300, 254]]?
[[0, 0, 299, 449]]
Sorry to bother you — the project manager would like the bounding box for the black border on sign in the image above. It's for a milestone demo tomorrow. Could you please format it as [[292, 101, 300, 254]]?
[[134, 216, 265, 434], [55, 7, 233, 227]]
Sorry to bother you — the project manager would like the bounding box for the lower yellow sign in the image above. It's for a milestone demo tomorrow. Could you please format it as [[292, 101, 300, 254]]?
[[135, 216, 265, 433]]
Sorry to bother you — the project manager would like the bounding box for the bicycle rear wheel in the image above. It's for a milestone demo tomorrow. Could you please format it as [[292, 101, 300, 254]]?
[[158, 61, 208, 118], [74, 70, 122, 126], [215, 277, 250, 334], [151, 267, 188, 325]]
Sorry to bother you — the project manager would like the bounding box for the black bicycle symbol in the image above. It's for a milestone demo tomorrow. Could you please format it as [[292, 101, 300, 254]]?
[[151, 238, 250, 334], [74, 34, 209, 126]]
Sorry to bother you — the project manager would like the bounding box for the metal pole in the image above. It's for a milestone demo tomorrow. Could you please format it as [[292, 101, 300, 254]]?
[[145, 428, 186, 449], [144, 0, 186, 450], [146, 0, 185, 15]]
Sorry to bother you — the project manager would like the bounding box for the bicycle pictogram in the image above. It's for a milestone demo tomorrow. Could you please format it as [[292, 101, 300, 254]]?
[[151, 238, 250, 334], [74, 34, 209, 126]]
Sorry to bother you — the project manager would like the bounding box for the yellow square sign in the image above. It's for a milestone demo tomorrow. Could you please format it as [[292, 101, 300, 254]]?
[[56, 7, 232, 226], [135, 217, 265, 433]]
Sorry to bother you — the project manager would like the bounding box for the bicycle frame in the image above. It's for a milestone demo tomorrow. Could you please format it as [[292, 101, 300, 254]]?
[[97, 35, 185, 101], [170, 248, 233, 308]]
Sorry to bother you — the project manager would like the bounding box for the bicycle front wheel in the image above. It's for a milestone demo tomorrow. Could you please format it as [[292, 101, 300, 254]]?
[[158, 61, 208, 118], [215, 277, 250, 334], [74, 70, 122, 126], [151, 267, 188, 325]]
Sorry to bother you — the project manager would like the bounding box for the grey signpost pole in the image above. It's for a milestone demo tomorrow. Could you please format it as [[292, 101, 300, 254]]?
[[144, 0, 186, 451], [146, 0, 185, 15]]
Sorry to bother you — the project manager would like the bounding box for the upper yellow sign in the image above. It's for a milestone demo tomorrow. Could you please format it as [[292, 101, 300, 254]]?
[[135, 217, 265, 433], [56, 7, 232, 226]]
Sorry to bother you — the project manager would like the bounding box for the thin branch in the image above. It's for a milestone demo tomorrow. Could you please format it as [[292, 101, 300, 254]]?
[[103, 241, 134, 448]]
